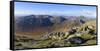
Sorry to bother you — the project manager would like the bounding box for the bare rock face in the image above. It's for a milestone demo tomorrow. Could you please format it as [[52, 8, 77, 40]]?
[[41, 32, 66, 40], [68, 27, 78, 34]]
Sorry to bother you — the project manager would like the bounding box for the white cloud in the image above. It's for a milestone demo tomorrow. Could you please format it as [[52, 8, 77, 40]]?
[[78, 10, 96, 17]]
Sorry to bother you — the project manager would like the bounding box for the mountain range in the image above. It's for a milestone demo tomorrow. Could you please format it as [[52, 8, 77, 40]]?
[[15, 15, 95, 39]]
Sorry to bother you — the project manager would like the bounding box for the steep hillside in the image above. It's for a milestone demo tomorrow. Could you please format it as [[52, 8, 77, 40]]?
[[15, 15, 92, 39]]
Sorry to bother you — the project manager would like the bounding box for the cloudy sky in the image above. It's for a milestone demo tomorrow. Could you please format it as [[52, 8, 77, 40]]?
[[15, 2, 97, 18]]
